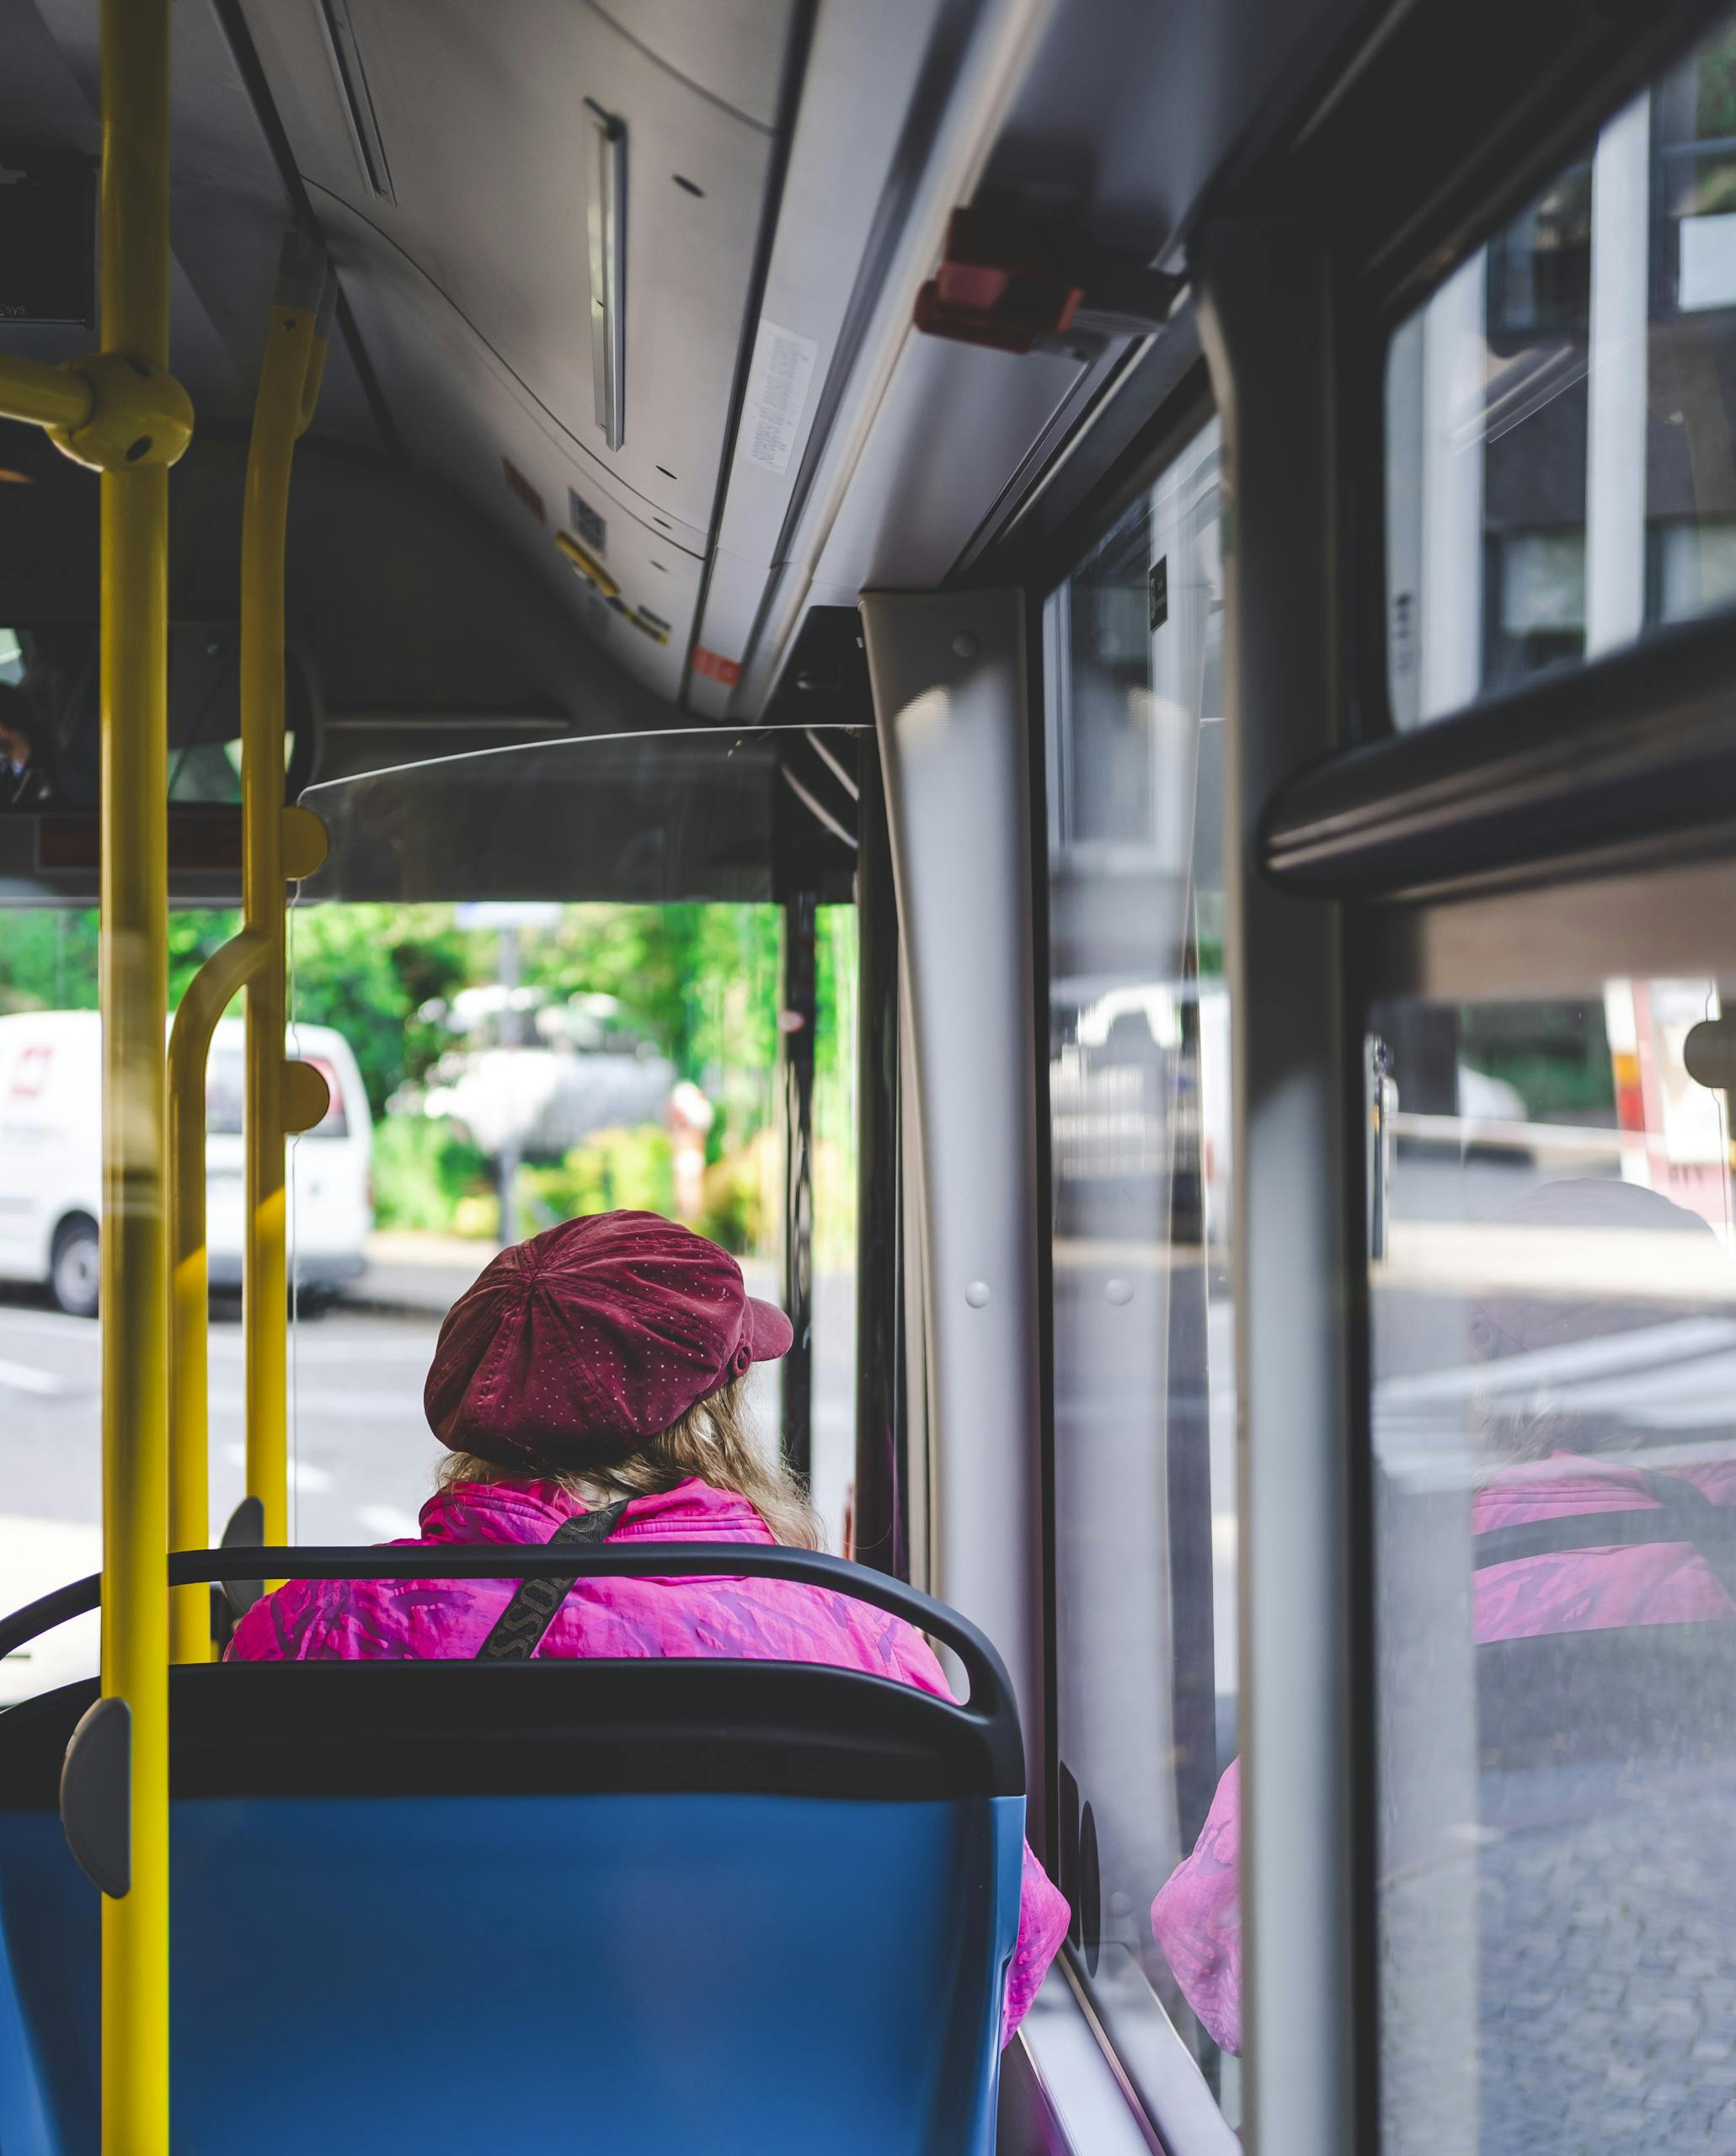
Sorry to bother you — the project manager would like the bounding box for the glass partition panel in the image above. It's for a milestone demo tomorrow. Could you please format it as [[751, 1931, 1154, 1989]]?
[[282, 727, 863, 1550], [1044, 418, 1241, 2127], [1386, 7, 1736, 726], [1370, 978, 1736, 2152]]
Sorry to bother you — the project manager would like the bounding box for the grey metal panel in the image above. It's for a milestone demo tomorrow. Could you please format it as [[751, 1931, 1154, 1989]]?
[[692, 0, 953, 704], [585, 0, 795, 131], [1008, 1962, 1243, 2156], [311, 189, 705, 701], [813, 330, 1100, 592], [861, 587, 1045, 1829], [734, 0, 1064, 717], [1193, 220, 1364, 2156], [1003, 1968, 1163, 2156], [982, 0, 1379, 264], [241, 0, 777, 536]]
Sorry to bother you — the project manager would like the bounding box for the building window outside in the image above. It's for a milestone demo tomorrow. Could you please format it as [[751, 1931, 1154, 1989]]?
[[1386, 13, 1736, 727]]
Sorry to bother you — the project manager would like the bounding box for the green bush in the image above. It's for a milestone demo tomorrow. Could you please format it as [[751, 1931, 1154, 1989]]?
[[521, 1124, 676, 1230], [697, 1135, 773, 1255], [371, 1113, 490, 1234]]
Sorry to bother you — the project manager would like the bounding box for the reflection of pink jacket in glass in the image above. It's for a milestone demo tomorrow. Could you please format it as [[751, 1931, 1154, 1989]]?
[[230, 1472, 1071, 2042], [1149, 1456, 1736, 2056]]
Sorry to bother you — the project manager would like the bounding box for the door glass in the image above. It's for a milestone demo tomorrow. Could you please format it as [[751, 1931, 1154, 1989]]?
[[1386, 7, 1736, 725], [287, 728, 864, 1553], [1044, 417, 1241, 2124], [1370, 979, 1736, 2152]]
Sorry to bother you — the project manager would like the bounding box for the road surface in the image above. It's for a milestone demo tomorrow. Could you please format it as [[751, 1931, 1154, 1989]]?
[[0, 1252, 855, 1705]]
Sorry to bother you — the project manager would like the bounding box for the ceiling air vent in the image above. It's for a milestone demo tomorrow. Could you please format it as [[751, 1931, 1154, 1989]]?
[[584, 99, 626, 451], [317, 0, 395, 205]]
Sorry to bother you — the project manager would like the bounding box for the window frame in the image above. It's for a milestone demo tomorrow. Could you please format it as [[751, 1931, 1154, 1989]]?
[[986, 13, 1736, 2155], [1023, 376, 1235, 2151], [1345, 0, 1736, 753]]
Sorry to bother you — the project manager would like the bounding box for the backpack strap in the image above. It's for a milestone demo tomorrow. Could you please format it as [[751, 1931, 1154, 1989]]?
[[473, 1499, 631, 1662], [1472, 1471, 1736, 1598]]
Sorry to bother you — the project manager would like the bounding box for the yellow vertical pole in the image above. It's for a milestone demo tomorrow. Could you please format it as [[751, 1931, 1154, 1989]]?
[[243, 239, 326, 1558], [167, 931, 265, 1661], [99, 0, 173, 2146], [0, 5, 190, 2138]]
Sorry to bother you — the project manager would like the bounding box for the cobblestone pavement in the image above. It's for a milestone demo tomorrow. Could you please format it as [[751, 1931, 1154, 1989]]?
[[1385, 1756, 1736, 2153], [1477, 1757, 1736, 2152]]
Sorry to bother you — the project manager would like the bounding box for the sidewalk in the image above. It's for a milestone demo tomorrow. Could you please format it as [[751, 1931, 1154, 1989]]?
[[338, 1230, 500, 1319]]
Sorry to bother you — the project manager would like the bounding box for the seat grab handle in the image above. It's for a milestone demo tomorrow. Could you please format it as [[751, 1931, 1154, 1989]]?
[[60, 1694, 131, 1897]]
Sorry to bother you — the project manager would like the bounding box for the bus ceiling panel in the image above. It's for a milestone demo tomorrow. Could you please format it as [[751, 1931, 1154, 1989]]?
[[694, 0, 959, 647], [275, 454, 686, 737], [300, 724, 863, 910], [582, 0, 796, 131], [685, 542, 764, 720], [0, 0, 99, 153], [304, 188, 710, 558], [810, 329, 1112, 595], [307, 193, 706, 703], [714, 0, 1072, 717], [238, 0, 785, 539]]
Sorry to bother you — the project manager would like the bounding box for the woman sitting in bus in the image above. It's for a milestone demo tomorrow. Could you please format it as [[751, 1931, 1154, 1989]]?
[[230, 1207, 1070, 2040]]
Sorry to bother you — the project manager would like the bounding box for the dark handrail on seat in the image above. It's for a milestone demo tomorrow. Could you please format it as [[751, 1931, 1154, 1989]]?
[[0, 1579, 105, 1667], [0, 1545, 1023, 1785]]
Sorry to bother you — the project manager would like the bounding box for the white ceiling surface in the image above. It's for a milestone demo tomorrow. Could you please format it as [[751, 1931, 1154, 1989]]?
[[0, 0, 1234, 717], [235, 0, 1125, 717], [583, 0, 792, 129], [721, 0, 1081, 719], [238, 0, 795, 701]]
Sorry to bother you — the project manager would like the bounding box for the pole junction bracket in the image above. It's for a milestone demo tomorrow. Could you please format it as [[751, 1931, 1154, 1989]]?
[[46, 349, 194, 472]]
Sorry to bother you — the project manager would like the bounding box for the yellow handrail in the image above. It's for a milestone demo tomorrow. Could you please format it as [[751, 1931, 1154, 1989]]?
[[167, 928, 268, 1663], [0, 4, 195, 2137], [242, 237, 332, 1565], [0, 351, 94, 434], [94, 3, 184, 2148]]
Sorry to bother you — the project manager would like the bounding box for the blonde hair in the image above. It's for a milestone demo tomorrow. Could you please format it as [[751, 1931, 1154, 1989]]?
[[436, 1371, 821, 1549]]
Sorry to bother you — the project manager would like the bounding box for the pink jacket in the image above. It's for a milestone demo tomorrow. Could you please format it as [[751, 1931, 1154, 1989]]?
[[1150, 1455, 1736, 2055], [230, 1473, 1070, 2040]]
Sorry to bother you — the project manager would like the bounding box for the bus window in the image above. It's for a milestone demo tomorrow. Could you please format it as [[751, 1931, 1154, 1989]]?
[[286, 727, 864, 1551], [1370, 984, 1736, 2152], [1044, 417, 1239, 2124], [1386, 6, 1736, 727]]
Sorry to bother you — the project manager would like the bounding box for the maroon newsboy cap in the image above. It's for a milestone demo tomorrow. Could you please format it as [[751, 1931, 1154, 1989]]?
[[425, 1209, 793, 1470]]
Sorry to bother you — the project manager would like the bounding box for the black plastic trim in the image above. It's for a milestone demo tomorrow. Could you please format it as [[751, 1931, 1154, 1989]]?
[[1202, 0, 1736, 760], [0, 1543, 1023, 1792], [1262, 611, 1736, 899], [851, 740, 908, 1580], [1228, 0, 1731, 330], [0, 1659, 1016, 1809]]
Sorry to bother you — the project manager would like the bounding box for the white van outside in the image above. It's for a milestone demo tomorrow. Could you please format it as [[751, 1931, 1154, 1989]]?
[[0, 1010, 372, 1316]]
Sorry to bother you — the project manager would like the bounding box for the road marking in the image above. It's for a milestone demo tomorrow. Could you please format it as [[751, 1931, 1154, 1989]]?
[[0, 1356, 67, 1396]]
